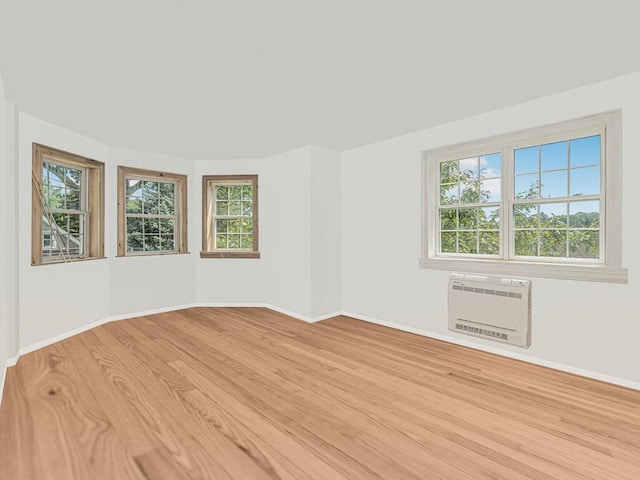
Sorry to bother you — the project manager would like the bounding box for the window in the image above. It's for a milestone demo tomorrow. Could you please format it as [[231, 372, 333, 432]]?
[[117, 166, 188, 256], [201, 175, 259, 258], [32, 144, 105, 265], [421, 111, 627, 283]]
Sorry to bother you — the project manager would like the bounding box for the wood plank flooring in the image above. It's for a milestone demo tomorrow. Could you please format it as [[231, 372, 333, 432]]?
[[1, 307, 639, 479]]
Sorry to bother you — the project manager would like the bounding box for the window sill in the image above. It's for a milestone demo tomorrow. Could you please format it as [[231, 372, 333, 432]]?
[[32, 256, 107, 266], [115, 252, 191, 258], [419, 257, 628, 284], [200, 251, 260, 259]]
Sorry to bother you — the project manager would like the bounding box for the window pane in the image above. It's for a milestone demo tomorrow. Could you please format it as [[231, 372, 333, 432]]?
[[216, 218, 228, 233], [158, 195, 175, 215], [440, 161, 459, 184], [569, 200, 599, 228], [459, 179, 480, 204], [480, 153, 501, 179], [229, 185, 242, 200], [126, 196, 143, 214], [216, 234, 228, 249], [459, 157, 479, 178], [142, 181, 159, 214], [539, 230, 567, 257], [161, 235, 175, 251], [127, 232, 144, 252], [127, 217, 143, 234], [480, 178, 500, 202], [458, 231, 478, 254], [216, 185, 229, 200], [64, 167, 82, 188], [142, 197, 159, 215], [479, 206, 499, 229], [144, 235, 160, 251], [539, 203, 568, 228], [216, 201, 229, 216], [440, 183, 458, 205], [46, 186, 64, 208], [160, 218, 175, 234], [515, 174, 539, 199], [228, 234, 241, 248], [47, 163, 66, 187], [458, 208, 478, 230], [440, 209, 457, 230], [514, 146, 538, 174], [229, 201, 242, 216], [570, 135, 600, 168], [570, 166, 600, 196], [241, 186, 253, 201], [569, 230, 599, 259], [228, 219, 242, 233], [440, 232, 457, 253], [241, 201, 253, 216], [540, 170, 568, 198], [66, 189, 81, 210], [160, 182, 174, 197], [144, 218, 160, 234], [514, 203, 538, 228], [239, 218, 253, 233], [541, 141, 568, 171], [514, 230, 538, 256], [479, 231, 499, 255], [241, 234, 254, 249], [126, 178, 142, 198]]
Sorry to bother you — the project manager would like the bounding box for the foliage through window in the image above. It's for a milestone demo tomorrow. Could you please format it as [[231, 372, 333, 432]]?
[[32, 144, 105, 265], [117, 167, 188, 256], [202, 175, 259, 258], [422, 111, 626, 283]]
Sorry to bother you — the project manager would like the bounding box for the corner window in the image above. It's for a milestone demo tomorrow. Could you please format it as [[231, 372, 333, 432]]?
[[421, 111, 627, 283], [117, 166, 188, 256], [201, 175, 259, 258], [32, 144, 105, 265]]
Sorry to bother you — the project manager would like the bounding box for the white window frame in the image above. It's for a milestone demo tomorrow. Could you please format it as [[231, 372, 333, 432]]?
[[116, 166, 188, 257], [201, 175, 260, 259], [32, 143, 105, 266], [420, 110, 627, 284]]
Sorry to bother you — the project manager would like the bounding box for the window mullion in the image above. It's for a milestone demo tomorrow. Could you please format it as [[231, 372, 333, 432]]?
[[503, 146, 514, 260]]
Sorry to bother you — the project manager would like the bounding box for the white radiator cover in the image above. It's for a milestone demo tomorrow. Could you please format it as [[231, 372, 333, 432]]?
[[448, 273, 531, 348]]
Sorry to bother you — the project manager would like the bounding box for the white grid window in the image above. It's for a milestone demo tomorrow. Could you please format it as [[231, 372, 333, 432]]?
[[125, 178, 178, 253], [117, 166, 187, 257], [41, 161, 87, 261], [202, 175, 259, 258], [422, 111, 626, 283]]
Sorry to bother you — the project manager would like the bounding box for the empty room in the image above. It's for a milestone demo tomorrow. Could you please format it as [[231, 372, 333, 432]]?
[[1, 1, 639, 479]]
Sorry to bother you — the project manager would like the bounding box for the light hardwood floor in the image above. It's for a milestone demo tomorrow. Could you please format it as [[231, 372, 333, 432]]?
[[1, 307, 639, 479]]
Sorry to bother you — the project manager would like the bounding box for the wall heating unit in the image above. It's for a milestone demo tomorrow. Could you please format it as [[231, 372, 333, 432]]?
[[448, 273, 531, 347]]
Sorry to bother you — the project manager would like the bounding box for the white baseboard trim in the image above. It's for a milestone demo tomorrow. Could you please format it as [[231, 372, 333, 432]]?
[[340, 310, 640, 392], [194, 302, 341, 324]]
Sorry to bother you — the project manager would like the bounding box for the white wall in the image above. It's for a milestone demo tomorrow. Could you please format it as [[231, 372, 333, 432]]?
[[18, 113, 111, 347], [310, 146, 342, 318], [195, 145, 342, 320], [195, 147, 314, 316], [107, 147, 196, 316], [0, 73, 9, 394], [341, 72, 640, 384]]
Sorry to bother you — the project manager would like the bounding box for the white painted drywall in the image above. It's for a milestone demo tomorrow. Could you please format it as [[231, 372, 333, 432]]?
[[107, 146, 196, 316], [194, 147, 314, 317], [18, 113, 111, 347], [0, 73, 8, 390], [341, 72, 640, 383], [310, 146, 342, 317]]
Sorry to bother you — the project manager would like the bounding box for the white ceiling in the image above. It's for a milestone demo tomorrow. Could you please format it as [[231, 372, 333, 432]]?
[[1, 1, 639, 159]]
